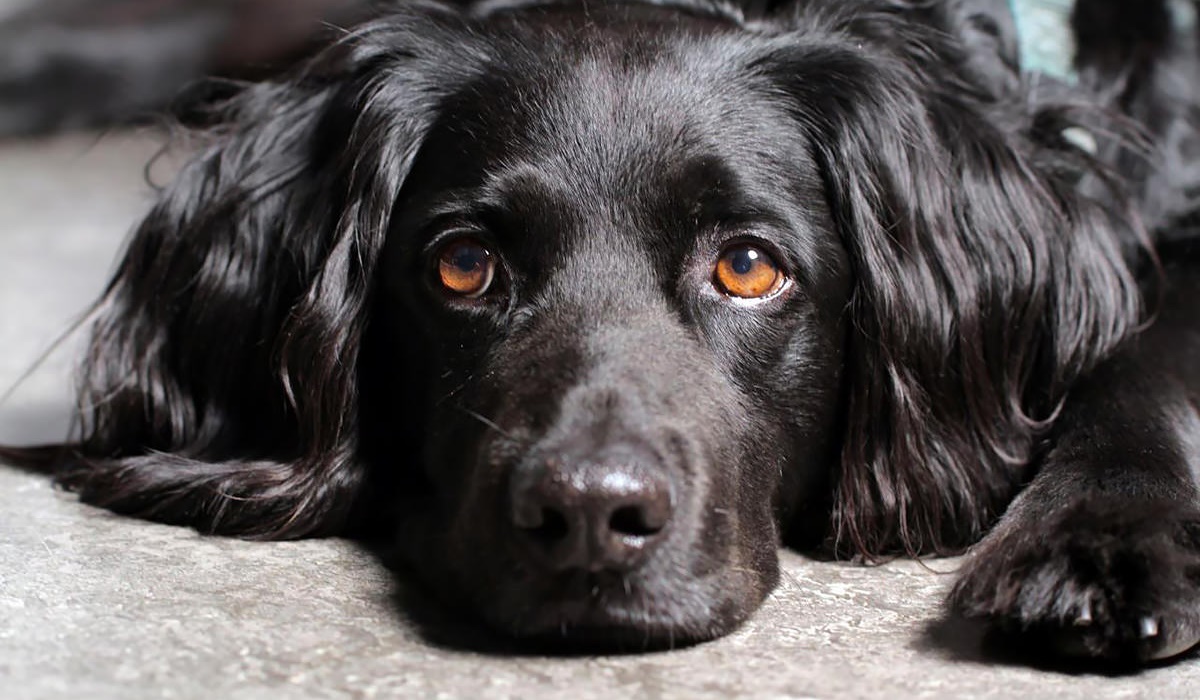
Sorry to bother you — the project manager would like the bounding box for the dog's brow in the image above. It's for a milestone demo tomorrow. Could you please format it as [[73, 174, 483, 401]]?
[[403, 193, 504, 245], [417, 190, 493, 225]]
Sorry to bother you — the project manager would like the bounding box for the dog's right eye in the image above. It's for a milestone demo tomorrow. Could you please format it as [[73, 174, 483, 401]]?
[[713, 243, 787, 301], [437, 238, 496, 299]]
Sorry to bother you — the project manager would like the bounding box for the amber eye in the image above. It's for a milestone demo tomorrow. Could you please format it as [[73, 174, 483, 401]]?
[[437, 238, 496, 298], [713, 244, 785, 299]]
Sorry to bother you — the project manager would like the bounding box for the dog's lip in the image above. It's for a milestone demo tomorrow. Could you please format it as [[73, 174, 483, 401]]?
[[511, 570, 645, 620], [508, 594, 702, 647], [535, 569, 637, 600], [498, 569, 715, 646]]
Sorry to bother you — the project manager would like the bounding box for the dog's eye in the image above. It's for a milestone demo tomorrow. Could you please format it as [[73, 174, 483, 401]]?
[[437, 238, 496, 298], [713, 244, 786, 300]]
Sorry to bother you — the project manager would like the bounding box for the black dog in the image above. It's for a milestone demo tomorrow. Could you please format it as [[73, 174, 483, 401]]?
[[4, 0, 1200, 663]]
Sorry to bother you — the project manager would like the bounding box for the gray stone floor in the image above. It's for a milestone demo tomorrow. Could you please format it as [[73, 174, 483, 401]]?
[[3, 133, 1199, 699]]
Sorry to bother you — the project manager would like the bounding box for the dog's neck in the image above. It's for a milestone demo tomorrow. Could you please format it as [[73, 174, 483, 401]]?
[[1011, 0, 1197, 82]]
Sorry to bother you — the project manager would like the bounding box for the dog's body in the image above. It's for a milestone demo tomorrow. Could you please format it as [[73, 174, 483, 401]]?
[[4, 0, 1200, 665]]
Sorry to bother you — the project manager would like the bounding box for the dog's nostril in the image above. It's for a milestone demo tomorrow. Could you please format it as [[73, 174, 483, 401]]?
[[523, 507, 570, 543], [609, 505, 662, 537], [509, 450, 674, 572]]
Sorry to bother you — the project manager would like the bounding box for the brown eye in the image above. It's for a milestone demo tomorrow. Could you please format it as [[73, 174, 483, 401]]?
[[713, 244, 785, 299], [437, 238, 496, 298]]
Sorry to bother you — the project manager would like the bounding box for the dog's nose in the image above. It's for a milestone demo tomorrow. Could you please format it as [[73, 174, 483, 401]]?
[[509, 452, 673, 572]]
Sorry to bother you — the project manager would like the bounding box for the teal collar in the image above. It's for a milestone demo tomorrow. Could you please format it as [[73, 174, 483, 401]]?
[[1011, 0, 1198, 82]]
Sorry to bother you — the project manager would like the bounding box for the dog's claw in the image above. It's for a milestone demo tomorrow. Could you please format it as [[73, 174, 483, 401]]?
[[1074, 602, 1093, 626], [1141, 618, 1200, 661], [1061, 126, 1099, 155]]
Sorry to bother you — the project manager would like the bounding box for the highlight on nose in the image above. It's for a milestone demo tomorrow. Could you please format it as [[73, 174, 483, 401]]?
[[508, 450, 674, 573]]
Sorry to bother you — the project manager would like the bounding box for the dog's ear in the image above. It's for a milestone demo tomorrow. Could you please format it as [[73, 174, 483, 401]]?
[[765, 10, 1145, 556], [17, 12, 472, 539]]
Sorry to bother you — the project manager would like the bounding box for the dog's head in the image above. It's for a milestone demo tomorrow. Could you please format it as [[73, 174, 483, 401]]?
[[55, 0, 1143, 646], [369, 4, 854, 641]]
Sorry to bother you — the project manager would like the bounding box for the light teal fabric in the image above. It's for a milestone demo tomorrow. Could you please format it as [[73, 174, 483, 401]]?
[[1011, 0, 1076, 82], [1010, 0, 1197, 83]]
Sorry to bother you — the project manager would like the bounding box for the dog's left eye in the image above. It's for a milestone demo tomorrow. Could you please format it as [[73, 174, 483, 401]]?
[[437, 238, 496, 298], [713, 244, 787, 300]]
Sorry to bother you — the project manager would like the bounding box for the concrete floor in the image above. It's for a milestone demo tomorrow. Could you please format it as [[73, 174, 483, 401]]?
[[3, 133, 1199, 699]]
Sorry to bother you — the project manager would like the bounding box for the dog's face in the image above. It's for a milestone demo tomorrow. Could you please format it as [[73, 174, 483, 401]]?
[[47, 0, 1143, 653], [370, 8, 850, 643]]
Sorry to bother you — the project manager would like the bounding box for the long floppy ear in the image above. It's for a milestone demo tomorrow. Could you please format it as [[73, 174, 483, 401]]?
[[4, 8, 475, 539], [765, 4, 1146, 556]]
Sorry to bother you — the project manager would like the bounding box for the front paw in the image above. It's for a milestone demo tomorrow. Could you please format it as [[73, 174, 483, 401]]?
[[948, 498, 1200, 663]]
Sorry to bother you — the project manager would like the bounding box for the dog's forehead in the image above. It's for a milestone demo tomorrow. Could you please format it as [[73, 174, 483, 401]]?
[[465, 32, 773, 184], [406, 24, 808, 244]]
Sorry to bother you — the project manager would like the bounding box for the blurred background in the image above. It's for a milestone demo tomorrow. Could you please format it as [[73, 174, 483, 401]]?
[[0, 0, 379, 137]]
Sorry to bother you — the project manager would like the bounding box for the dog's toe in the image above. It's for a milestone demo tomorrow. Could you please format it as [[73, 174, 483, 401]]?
[[1137, 616, 1200, 662], [1040, 614, 1199, 662]]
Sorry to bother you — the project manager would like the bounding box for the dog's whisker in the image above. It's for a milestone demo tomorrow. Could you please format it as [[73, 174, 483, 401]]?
[[435, 372, 478, 406], [455, 406, 518, 440]]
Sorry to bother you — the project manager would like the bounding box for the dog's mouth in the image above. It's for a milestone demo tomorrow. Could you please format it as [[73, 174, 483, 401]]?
[[496, 568, 727, 650]]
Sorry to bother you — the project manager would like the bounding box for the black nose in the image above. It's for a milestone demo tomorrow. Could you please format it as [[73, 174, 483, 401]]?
[[509, 450, 673, 572]]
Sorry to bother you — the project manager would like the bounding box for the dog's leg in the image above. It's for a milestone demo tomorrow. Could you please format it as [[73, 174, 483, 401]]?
[[950, 255, 1200, 662]]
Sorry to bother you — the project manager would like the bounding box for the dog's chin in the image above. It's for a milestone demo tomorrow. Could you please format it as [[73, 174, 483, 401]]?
[[473, 567, 774, 652]]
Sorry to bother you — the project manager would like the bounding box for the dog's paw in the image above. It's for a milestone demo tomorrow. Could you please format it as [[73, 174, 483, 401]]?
[[948, 498, 1200, 663]]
